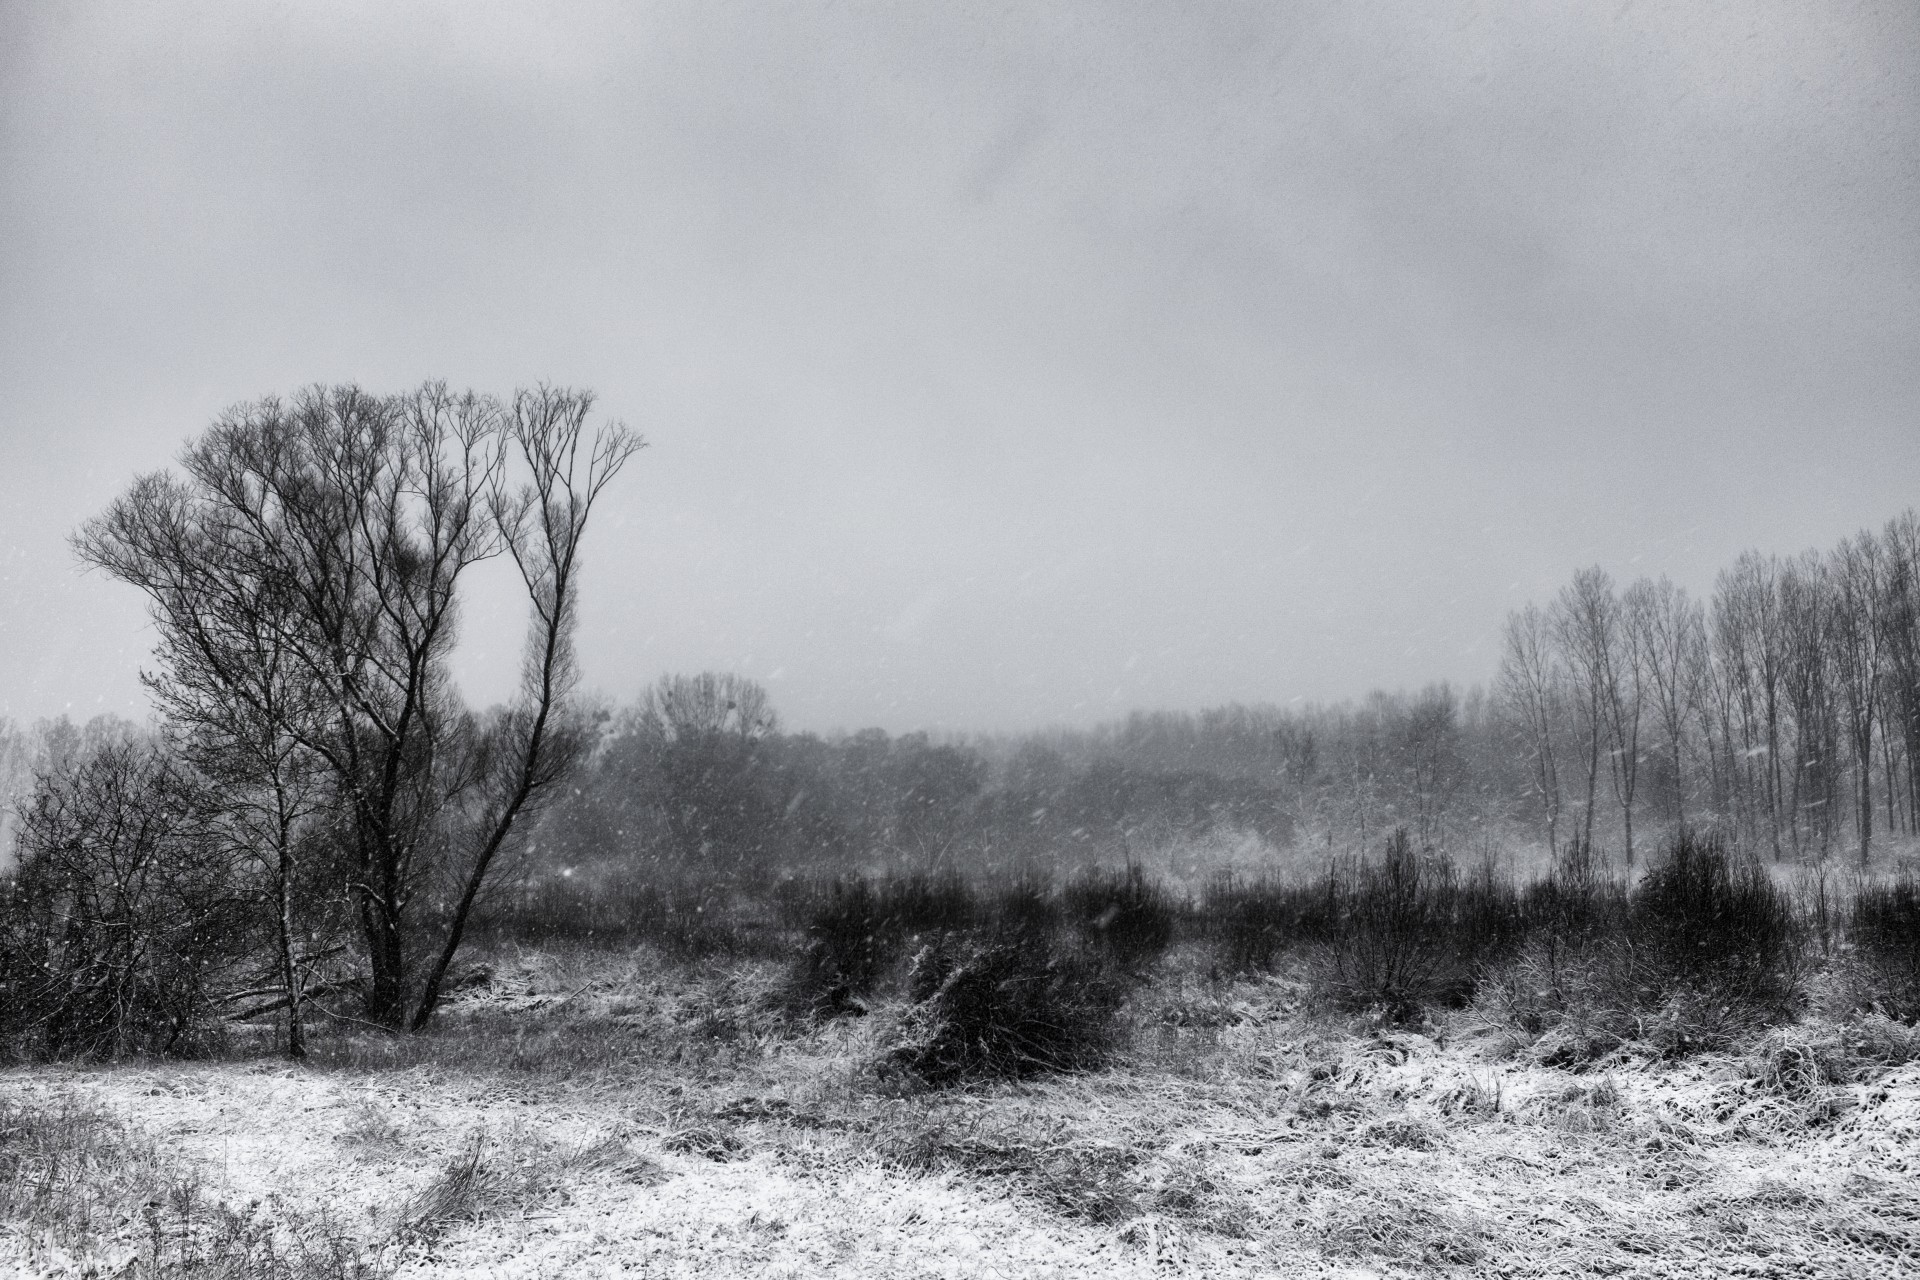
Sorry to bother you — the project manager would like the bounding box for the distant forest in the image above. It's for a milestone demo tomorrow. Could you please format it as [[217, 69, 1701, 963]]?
[[4, 510, 1914, 889], [534, 510, 1920, 882]]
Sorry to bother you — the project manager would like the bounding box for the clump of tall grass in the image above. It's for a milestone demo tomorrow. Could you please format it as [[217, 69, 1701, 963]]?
[[984, 873, 1062, 946], [881, 931, 1126, 1085]]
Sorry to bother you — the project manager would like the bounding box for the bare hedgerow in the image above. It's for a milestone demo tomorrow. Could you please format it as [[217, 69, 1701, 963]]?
[[1202, 871, 1340, 974]]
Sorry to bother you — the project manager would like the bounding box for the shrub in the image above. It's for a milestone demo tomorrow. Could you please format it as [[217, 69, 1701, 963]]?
[[1479, 832, 1805, 1062], [1448, 860, 1528, 970], [1518, 866, 1628, 948], [1203, 871, 1340, 973], [1477, 936, 1638, 1064], [1843, 874, 1920, 1022], [985, 874, 1062, 946], [1628, 831, 1802, 1016], [883, 932, 1125, 1085], [1063, 865, 1175, 970], [783, 872, 984, 1018], [879, 871, 980, 940], [0, 742, 251, 1060], [789, 878, 890, 1016], [1313, 830, 1470, 1021]]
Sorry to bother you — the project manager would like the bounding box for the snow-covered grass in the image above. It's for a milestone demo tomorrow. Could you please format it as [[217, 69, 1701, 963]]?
[[3, 939, 1918, 1278]]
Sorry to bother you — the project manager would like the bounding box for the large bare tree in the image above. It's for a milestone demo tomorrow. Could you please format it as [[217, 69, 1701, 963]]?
[[1880, 511, 1920, 838], [79, 382, 641, 1032]]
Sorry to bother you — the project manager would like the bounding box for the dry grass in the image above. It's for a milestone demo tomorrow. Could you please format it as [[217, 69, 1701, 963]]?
[[0, 1096, 381, 1278], [2, 936, 1916, 1277]]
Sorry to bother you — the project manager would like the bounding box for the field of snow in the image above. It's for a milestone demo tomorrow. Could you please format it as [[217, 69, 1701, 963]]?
[[3, 943, 1917, 1278]]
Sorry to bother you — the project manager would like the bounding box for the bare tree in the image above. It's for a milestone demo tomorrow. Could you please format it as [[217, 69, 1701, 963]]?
[[1600, 581, 1648, 867], [629, 672, 784, 868], [1497, 604, 1565, 855], [1779, 553, 1840, 859], [1830, 533, 1885, 865], [1552, 567, 1618, 860], [1713, 553, 1790, 859], [1880, 511, 1920, 837], [76, 440, 337, 1056], [79, 382, 640, 1031], [642, 672, 780, 742], [411, 389, 643, 1028], [1396, 683, 1461, 852], [1626, 577, 1705, 832]]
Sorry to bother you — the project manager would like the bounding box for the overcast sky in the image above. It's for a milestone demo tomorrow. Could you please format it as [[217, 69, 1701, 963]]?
[[1, 0, 1915, 735]]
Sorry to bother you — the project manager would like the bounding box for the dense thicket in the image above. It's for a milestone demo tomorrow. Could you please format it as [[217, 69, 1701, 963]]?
[[0, 739, 253, 1058]]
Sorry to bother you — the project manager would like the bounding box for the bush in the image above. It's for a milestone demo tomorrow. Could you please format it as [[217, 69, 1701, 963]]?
[[1628, 831, 1802, 1016], [1312, 830, 1473, 1021], [1518, 865, 1628, 948], [1479, 832, 1805, 1062], [1449, 860, 1528, 971], [883, 932, 1125, 1085], [1843, 874, 1920, 1022], [784, 872, 982, 1018], [790, 878, 890, 1017], [1204, 872, 1340, 973], [1063, 865, 1175, 970], [985, 874, 1062, 946], [879, 871, 980, 939], [0, 743, 251, 1060]]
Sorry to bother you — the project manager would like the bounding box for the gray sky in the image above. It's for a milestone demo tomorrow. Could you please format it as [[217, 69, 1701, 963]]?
[[2, 0, 1915, 735]]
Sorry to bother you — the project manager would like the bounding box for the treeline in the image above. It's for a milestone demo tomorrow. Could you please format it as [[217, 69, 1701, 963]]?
[[527, 511, 1920, 883], [529, 672, 1295, 880], [1497, 510, 1920, 867]]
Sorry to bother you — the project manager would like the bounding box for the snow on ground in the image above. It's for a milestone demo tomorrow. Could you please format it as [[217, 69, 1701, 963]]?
[[3, 949, 1918, 1278]]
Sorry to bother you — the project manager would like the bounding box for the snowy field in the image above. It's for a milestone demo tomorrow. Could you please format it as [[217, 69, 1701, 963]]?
[[4, 942, 1917, 1279]]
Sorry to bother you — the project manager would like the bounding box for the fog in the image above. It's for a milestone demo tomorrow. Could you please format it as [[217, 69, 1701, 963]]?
[[2, 0, 1915, 733]]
